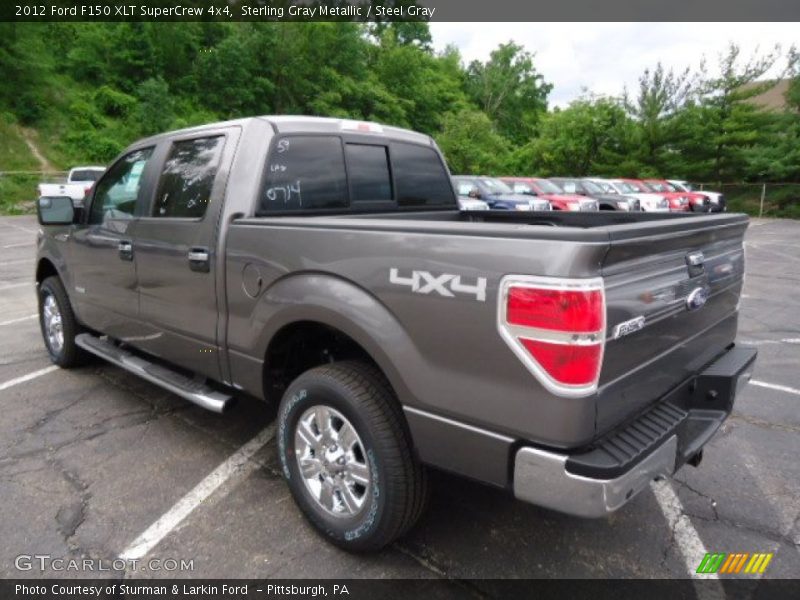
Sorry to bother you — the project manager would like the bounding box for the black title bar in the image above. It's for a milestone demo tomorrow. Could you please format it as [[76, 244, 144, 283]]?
[[4, 0, 800, 22]]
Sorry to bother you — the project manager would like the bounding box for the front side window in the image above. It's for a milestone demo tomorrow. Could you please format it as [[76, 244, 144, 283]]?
[[345, 144, 392, 202], [259, 136, 347, 213], [153, 136, 225, 219], [391, 142, 454, 207], [90, 147, 154, 224]]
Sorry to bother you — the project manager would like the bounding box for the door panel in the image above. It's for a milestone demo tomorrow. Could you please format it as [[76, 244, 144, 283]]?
[[131, 132, 235, 380], [69, 147, 156, 338]]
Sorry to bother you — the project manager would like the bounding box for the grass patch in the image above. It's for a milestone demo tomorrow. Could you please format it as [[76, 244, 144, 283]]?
[[0, 114, 40, 171], [0, 173, 39, 214]]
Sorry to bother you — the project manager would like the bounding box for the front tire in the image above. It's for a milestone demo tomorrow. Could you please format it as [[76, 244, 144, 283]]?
[[38, 276, 89, 368], [277, 361, 427, 551]]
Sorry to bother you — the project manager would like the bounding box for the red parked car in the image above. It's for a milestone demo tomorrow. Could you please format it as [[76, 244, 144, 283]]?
[[500, 177, 598, 211], [643, 179, 710, 213]]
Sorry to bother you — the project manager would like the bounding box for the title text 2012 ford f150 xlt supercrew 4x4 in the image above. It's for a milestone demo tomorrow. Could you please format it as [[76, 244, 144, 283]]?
[[35, 116, 756, 551]]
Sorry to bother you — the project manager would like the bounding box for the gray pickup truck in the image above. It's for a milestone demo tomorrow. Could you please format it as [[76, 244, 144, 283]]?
[[35, 116, 756, 551]]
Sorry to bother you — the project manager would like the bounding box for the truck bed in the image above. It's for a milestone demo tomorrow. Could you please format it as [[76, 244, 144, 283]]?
[[225, 209, 748, 449]]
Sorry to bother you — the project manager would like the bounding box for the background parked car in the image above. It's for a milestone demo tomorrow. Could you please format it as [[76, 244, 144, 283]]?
[[608, 179, 671, 212], [37, 166, 105, 208], [643, 179, 710, 212], [453, 176, 551, 211], [668, 179, 726, 212], [500, 177, 597, 211], [549, 177, 640, 211]]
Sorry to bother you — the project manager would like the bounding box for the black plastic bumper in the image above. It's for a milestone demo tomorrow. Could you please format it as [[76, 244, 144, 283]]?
[[565, 345, 757, 479]]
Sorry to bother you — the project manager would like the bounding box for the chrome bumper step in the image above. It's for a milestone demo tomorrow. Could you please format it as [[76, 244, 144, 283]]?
[[75, 333, 233, 413]]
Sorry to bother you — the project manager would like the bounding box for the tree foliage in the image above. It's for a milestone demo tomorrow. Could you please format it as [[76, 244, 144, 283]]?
[[0, 25, 798, 185]]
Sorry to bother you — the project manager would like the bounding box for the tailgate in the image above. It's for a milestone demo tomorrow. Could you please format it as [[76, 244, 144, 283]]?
[[596, 214, 749, 434]]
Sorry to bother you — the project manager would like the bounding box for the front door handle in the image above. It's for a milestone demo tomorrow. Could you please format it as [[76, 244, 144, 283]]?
[[188, 247, 210, 272], [118, 240, 133, 261]]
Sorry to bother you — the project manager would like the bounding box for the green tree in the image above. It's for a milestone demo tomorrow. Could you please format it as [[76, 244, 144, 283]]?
[[624, 63, 694, 174], [436, 109, 511, 174], [465, 42, 551, 145], [696, 43, 784, 181], [518, 96, 639, 177]]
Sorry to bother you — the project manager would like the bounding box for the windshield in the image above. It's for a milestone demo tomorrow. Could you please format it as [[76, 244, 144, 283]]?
[[580, 180, 604, 195], [613, 181, 637, 193], [533, 179, 562, 194], [646, 181, 676, 193], [594, 181, 616, 194], [480, 178, 514, 194]]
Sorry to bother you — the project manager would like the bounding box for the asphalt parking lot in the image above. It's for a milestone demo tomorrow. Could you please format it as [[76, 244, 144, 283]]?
[[0, 215, 798, 586]]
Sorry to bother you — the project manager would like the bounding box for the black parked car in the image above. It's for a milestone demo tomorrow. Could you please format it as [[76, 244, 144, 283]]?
[[549, 177, 641, 211]]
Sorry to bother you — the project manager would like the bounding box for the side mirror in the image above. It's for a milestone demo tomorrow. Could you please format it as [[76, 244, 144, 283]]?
[[468, 187, 481, 199], [37, 196, 75, 225]]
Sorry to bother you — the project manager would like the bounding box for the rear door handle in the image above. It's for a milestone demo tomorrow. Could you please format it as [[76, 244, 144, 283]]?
[[118, 240, 133, 261], [188, 247, 210, 272]]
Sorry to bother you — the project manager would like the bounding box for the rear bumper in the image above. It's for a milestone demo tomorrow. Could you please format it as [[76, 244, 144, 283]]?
[[513, 345, 757, 517]]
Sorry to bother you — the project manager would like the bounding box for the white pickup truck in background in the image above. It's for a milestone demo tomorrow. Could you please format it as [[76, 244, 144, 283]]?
[[38, 166, 105, 207]]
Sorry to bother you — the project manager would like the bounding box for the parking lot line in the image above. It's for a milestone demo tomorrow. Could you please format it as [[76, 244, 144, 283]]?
[[0, 282, 33, 291], [0, 314, 37, 326], [750, 379, 800, 397], [0, 365, 59, 392], [649, 479, 723, 588], [119, 423, 277, 561], [2, 242, 33, 249], [0, 222, 37, 234]]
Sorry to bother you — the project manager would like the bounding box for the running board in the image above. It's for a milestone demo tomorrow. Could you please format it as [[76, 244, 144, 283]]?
[[75, 333, 234, 413]]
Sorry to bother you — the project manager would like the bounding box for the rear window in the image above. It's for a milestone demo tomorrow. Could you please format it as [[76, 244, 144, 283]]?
[[345, 144, 392, 202], [391, 142, 453, 207], [258, 136, 454, 214], [71, 169, 104, 182], [260, 136, 347, 213]]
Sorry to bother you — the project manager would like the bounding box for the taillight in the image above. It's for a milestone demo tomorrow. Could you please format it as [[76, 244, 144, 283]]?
[[498, 276, 605, 397]]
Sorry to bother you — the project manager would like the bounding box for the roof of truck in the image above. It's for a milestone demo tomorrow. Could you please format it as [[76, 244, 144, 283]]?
[[133, 115, 433, 147]]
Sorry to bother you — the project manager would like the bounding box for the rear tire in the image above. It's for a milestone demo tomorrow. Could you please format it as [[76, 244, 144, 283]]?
[[277, 360, 427, 551], [38, 276, 90, 368]]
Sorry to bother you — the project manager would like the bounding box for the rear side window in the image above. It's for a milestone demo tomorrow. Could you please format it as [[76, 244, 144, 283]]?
[[345, 144, 392, 202], [260, 136, 347, 213], [153, 136, 225, 218], [391, 142, 453, 207]]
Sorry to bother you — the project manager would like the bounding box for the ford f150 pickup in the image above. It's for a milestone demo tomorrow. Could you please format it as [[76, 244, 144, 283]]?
[[38, 166, 105, 208], [35, 116, 756, 551]]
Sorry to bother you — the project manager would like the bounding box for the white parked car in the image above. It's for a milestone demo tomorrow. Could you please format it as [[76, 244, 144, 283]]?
[[38, 166, 105, 208], [605, 179, 671, 212], [668, 180, 726, 212]]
